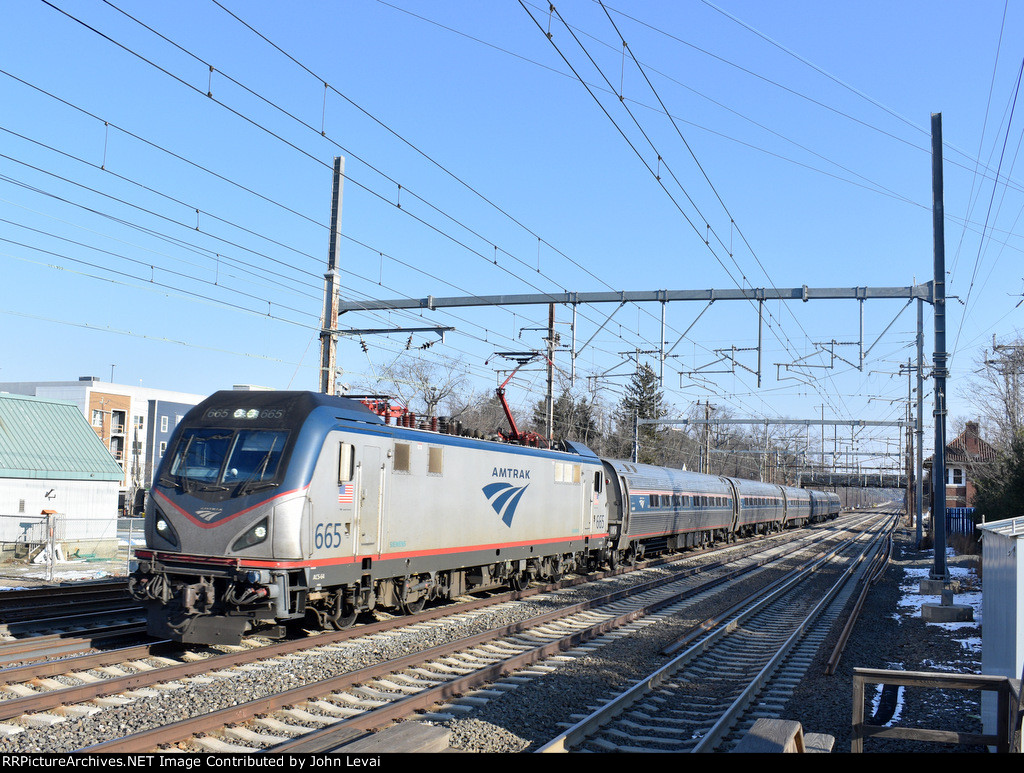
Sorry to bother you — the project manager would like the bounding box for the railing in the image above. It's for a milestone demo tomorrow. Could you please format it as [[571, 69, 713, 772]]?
[[0, 514, 142, 582], [852, 667, 1022, 752], [946, 507, 977, 536]]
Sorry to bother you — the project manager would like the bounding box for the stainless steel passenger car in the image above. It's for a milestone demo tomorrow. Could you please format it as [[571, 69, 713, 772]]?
[[602, 460, 737, 559]]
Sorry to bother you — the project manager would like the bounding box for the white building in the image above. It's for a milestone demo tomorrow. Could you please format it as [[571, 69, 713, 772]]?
[[0, 378, 206, 514], [0, 393, 125, 558]]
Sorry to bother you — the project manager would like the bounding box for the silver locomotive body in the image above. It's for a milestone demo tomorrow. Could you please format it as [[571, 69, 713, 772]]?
[[130, 390, 609, 644]]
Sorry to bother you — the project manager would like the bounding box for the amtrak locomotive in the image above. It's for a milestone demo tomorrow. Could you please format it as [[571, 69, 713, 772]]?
[[128, 390, 840, 644]]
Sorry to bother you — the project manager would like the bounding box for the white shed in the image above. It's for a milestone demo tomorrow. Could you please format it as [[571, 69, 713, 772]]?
[[978, 516, 1024, 741]]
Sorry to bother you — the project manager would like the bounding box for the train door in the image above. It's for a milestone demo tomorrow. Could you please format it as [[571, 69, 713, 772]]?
[[722, 477, 740, 538], [587, 467, 605, 534], [358, 446, 384, 550], [601, 460, 627, 550]]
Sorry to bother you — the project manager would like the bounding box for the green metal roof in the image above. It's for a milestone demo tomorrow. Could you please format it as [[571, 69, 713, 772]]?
[[0, 393, 124, 481]]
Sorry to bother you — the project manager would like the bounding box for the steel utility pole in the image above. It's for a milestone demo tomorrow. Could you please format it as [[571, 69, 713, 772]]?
[[320, 156, 344, 394], [704, 401, 714, 474], [546, 304, 555, 444], [917, 298, 925, 546], [931, 114, 948, 581]]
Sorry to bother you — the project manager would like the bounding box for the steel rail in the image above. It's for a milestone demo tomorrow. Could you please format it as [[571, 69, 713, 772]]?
[[825, 512, 899, 675], [691, 517, 893, 752], [0, 623, 149, 667], [536, 512, 889, 752], [78, 529, 841, 753]]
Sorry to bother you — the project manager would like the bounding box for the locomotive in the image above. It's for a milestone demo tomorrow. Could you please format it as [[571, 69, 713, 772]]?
[[128, 390, 840, 645]]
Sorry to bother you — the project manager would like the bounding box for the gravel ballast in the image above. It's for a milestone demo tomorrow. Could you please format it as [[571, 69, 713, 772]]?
[[431, 520, 987, 753], [0, 518, 989, 753]]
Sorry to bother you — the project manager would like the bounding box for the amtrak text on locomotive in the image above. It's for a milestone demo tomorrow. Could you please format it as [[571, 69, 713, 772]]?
[[491, 467, 530, 479]]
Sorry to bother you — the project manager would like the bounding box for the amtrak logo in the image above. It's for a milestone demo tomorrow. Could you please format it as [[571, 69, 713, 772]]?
[[195, 508, 222, 522], [482, 482, 529, 527]]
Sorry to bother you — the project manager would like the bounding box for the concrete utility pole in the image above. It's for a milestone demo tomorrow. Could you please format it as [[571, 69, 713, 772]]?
[[320, 156, 345, 395]]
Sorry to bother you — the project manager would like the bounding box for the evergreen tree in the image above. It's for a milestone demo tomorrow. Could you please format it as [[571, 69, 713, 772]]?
[[532, 390, 601, 446], [617, 363, 666, 464]]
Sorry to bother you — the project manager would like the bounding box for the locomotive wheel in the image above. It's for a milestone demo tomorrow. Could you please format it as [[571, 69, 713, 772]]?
[[548, 555, 565, 582], [400, 596, 426, 615], [508, 572, 525, 592], [322, 589, 359, 630], [398, 576, 427, 615], [330, 608, 358, 629]]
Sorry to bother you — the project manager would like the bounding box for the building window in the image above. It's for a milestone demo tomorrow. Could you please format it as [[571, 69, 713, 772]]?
[[159, 441, 167, 457], [947, 467, 964, 486], [92, 410, 103, 427], [134, 415, 144, 430], [161, 416, 168, 433]]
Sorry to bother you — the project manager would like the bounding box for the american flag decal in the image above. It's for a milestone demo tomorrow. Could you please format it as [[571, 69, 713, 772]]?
[[338, 484, 354, 505]]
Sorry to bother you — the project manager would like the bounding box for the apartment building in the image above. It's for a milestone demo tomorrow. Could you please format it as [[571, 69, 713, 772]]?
[[0, 378, 207, 514]]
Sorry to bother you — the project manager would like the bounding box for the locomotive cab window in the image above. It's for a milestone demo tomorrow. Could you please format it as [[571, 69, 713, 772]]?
[[169, 427, 289, 488], [594, 471, 602, 494]]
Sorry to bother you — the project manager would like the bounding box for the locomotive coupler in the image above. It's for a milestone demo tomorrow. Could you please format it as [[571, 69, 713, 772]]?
[[181, 579, 216, 614]]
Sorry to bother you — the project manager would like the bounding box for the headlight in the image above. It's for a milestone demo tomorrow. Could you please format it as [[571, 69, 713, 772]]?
[[232, 518, 269, 551], [151, 514, 180, 550]]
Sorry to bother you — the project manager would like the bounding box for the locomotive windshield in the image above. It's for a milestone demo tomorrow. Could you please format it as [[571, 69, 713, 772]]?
[[168, 428, 289, 492]]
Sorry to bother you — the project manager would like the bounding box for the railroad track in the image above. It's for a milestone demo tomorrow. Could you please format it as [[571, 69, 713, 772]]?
[[538, 510, 896, 752], [0, 580, 143, 640], [0, 515, 869, 752], [0, 580, 147, 663], [0, 520, 805, 659], [0, 513, 872, 757]]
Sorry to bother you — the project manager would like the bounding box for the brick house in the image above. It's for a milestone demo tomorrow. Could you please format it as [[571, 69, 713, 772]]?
[[924, 421, 998, 508]]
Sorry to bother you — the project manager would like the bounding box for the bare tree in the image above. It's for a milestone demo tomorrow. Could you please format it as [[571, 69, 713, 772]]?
[[450, 389, 510, 436], [359, 354, 469, 419], [960, 333, 1024, 450]]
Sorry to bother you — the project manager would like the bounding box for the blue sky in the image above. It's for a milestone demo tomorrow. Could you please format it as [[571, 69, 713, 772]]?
[[2, 1, 1023, 465]]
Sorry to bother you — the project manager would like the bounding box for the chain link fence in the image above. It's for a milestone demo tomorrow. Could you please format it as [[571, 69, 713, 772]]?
[[0, 513, 144, 584]]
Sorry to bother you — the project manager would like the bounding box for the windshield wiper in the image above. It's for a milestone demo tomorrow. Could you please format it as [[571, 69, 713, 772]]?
[[237, 440, 281, 496]]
